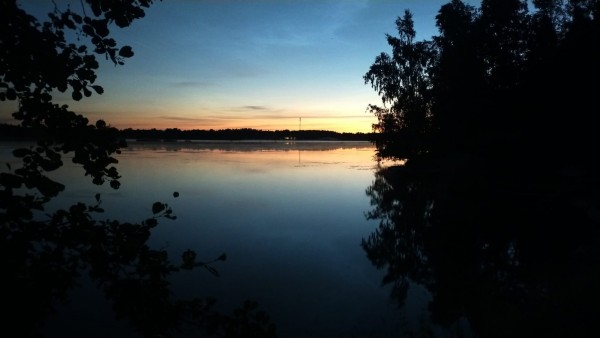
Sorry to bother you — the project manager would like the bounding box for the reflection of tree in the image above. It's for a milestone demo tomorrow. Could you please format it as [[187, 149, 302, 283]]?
[[3, 197, 223, 337], [363, 163, 600, 337], [363, 165, 430, 308]]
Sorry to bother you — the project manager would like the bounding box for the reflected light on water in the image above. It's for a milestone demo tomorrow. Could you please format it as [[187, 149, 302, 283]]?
[[1, 140, 428, 337]]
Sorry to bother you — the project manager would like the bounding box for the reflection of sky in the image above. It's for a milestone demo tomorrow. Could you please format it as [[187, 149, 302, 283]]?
[[0, 140, 453, 336], [1, 1, 480, 132], [132, 144, 396, 336], [5, 141, 437, 337]]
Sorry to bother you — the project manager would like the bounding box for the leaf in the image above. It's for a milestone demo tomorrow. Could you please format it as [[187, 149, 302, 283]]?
[[37, 177, 65, 197], [82, 24, 95, 36], [118, 45, 134, 58], [64, 18, 75, 29], [109, 179, 120, 189], [104, 38, 116, 47], [72, 90, 82, 101], [217, 253, 227, 261], [95, 193, 101, 202], [40, 158, 62, 171], [71, 13, 82, 24], [152, 202, 165, 214], [93, 21, 109, 37], [57, 82, 68, 92], [173, 191, 179, 198], [91, 85, 104, 94]]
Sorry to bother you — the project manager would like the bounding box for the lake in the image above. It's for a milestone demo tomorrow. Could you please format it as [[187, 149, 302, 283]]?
[[5, 140, 595, 337], [1, 141, 433, 337]]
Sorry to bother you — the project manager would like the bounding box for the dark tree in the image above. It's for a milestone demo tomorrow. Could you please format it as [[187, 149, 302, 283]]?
[[431, 0, 481, 154], [365, 0, 600, 168], [363, 1, 600, 336], [0, 1, 276, 337], [363, 10, 436, 160]]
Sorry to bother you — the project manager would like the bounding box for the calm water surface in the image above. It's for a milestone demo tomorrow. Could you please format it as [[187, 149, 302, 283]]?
[[2, 141, 431, 337]]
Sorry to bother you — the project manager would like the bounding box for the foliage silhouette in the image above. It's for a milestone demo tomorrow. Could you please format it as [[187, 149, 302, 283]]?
[[363, 10, 436, 160], [1, 1, 276, 337], [363, 0, 600, 336], [364, 0, 600, 167]]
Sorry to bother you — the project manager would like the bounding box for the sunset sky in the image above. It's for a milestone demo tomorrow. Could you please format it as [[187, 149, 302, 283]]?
[[2, 0, 480, 133]]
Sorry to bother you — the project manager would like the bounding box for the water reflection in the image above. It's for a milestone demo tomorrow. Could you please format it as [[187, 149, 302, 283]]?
[[363, 162, 600, 337], [2, 141, 410, 337]]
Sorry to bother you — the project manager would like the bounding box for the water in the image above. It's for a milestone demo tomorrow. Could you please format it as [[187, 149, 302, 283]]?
[[9, 140, 592, 337], [1, 141, 428, 337]]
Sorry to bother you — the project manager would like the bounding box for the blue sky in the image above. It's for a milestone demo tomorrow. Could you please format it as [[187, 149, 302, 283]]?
[[3, 0, 482, 132]]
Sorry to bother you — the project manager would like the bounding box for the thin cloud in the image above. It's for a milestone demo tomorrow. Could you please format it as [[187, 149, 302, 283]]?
[[226, 106, 275, 112], [157, 116, 207, 121], [243, 105, 268, 110]]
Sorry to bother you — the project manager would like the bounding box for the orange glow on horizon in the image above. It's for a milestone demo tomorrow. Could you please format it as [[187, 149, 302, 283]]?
[[2, 96, 380, 133]]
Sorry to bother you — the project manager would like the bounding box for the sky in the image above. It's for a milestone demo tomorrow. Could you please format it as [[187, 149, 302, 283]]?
[[2, 0, 481, 133]]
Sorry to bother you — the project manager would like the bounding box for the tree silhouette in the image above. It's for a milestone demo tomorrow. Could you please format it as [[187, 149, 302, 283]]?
[[1, 1, 276, 337], [363, 1, 600, 336], [363, 10, 436, 160], [365, 0, 600, 168]]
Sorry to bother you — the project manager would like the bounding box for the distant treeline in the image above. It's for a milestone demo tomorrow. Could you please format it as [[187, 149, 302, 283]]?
[[0, 124, 373, 141]]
